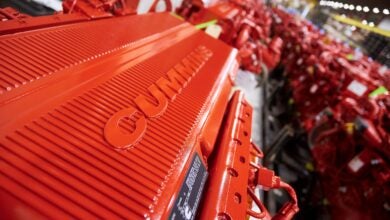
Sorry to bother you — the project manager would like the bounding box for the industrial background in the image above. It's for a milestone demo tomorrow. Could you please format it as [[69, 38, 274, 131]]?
[[0, 0, 389, 220]]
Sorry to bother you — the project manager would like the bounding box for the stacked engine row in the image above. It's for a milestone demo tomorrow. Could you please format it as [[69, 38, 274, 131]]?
[[177, 0, 283, 74], [267, 8, 390, 220]]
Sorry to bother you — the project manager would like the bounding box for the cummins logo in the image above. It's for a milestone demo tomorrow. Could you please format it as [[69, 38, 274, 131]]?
[[104, 46, 213, 150]]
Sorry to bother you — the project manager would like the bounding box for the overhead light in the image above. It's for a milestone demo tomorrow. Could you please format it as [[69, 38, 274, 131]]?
[[349, 5, 355, 10], [362, 20, 367, 25], [356, 5, 362, 11], [343, 4, 349, 9], [373, 7, 379, 13], [368, 22, 375, 27], [384, 9, 390, 15], [363, 6, 369, 12]]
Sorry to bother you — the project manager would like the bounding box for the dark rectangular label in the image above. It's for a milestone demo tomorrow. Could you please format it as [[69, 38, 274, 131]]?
[[169, 153, 208, 220]]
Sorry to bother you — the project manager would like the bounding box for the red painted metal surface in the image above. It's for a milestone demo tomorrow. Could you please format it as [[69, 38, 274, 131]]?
[[0, 12, 240, 219], [198, 91, 299, 220], [62, 0, 138, 17], [0, 0, 139, 35], [199, 91, 255, 219]]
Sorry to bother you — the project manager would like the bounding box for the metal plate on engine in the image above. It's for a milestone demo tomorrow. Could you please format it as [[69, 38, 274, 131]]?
[[169, 153, 208, 220]]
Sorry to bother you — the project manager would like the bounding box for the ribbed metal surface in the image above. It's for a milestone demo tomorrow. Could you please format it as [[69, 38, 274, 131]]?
[[0, 13, 182, 94], [0, 13, 234, 219]]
